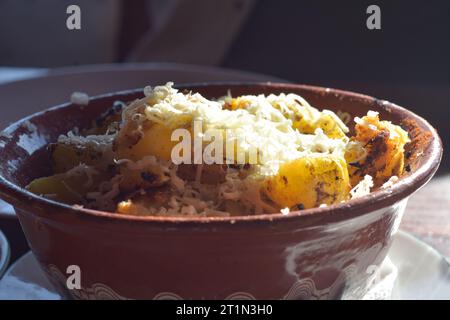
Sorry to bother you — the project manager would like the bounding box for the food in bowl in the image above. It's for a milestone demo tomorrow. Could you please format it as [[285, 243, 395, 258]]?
[[26, 82, 410, 217], [0, 83, 441, 300]]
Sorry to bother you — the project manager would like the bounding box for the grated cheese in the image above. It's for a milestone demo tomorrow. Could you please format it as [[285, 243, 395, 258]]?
[[142, 83, 349, 177], [350, 175, 374, 199], [48, 83, 406, 217], [70, 92, 90, 106], [381, 176, 399, 189]]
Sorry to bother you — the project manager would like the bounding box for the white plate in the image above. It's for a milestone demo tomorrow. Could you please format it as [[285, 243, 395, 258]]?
[[0, 231, 448, 300], [390, 232, 450, 299], [0, 63, 282, 217], [0, 229, 10, 279]]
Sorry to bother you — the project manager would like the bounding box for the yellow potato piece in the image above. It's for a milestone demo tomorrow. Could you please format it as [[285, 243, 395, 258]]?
[[224, 97, 250, 111], [348, 113, 410, 187], [117, 120, 235, 164], [264, 156, 350, 209], [293, 114, 346, 138], [27, 173, 95, 204], [52, 143, 108, 173], [227, 97, 346, 138], [314, 114, 346, 139], [117, 123, 186, 161]]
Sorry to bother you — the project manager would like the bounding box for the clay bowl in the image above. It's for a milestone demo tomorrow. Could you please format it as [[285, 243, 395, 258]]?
[[0, 83, 442, 299]]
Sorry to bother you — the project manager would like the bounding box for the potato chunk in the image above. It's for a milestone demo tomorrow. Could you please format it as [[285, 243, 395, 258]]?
[[225, 97, 347, 138], [313, 114, 347, 139], [264, 156, 350, 209], [51, 141, 113, 173], [27, 169, 102, 204], [117, 122, 185, 161], [347, 112, 410, 187]]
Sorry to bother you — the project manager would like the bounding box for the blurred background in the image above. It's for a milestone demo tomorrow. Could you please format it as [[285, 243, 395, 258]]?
[[0, 0, 448, 263], [0, 0, 448, 159]]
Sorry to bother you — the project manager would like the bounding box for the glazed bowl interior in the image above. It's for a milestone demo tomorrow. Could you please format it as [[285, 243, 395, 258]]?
[[0, 82, 442, 226]]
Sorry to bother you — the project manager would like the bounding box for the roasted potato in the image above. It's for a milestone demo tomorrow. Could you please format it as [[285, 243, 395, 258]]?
[[264, 155, 350, 209], [225, 97, 347, 138], [116, 121, 191, 162], [27, 169, 103, 204], [51, 141, 113, 173], [313, 113, 347, 139], [347, 112, 410, 187]]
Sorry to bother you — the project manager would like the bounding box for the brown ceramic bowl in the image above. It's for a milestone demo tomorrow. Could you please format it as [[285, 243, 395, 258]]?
[[0, 83, 442, 299]]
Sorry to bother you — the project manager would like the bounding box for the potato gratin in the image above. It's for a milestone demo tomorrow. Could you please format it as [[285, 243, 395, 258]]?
[[27, 83, 410, 217]]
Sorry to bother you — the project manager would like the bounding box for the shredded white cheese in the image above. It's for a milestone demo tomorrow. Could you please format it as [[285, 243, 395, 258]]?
[[141, 83, 348, 177], [381, 176, 399, 189], [53, 83, 404, 217], [350, 175, 374, 199], [70, 92, 90, 106]]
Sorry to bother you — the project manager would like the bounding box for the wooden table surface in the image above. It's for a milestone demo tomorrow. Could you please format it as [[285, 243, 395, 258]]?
[[401, 170, 450, 259]]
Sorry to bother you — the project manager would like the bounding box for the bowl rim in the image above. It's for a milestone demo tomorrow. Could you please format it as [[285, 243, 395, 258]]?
[[0, 82, 443, 226]]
